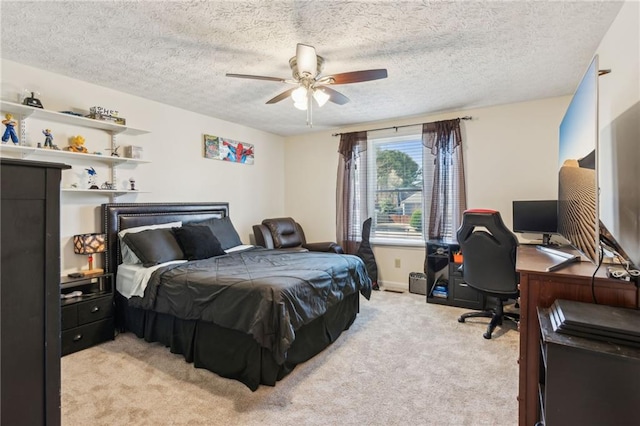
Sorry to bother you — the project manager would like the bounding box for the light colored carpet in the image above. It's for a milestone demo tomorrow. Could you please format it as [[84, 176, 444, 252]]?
[[62, 291, 519, 425]]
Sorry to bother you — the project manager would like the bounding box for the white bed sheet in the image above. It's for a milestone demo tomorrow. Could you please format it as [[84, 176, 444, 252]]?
[[116, 245, 255, 298], [117, 261, 187, 298]]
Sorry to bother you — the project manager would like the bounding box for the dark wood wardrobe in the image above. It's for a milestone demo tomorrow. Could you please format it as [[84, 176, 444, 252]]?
[[1, 158, 69, 425]]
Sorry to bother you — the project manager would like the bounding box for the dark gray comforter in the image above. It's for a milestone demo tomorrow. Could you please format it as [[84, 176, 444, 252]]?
[[128, 248, 372, 363]]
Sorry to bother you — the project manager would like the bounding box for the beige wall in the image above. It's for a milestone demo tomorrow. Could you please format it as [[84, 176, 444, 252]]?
[[1, 1, 634, 284], [1, 60, 287, 274], [284, 96, 569, 289], [596, 1, 640, 264], [282, 1, 638, 290]]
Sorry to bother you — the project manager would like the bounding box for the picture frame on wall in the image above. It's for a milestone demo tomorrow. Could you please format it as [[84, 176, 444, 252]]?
[[203, 134, 254, 165]]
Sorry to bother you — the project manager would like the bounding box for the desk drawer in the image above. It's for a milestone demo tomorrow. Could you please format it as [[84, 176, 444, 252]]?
[[61, 317, 114, 356], [452, 278, 484, 309]]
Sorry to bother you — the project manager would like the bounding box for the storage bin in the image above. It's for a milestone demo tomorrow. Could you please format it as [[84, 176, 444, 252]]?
[[409, 272, 427, 295]]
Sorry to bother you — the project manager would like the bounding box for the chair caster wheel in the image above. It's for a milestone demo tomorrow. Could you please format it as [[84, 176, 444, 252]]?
[[483, 332, 492, 339], [458, 317, 465, 323]]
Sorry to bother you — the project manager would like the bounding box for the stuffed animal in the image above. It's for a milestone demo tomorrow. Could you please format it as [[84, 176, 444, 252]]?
[[67, 135, 88, 153]]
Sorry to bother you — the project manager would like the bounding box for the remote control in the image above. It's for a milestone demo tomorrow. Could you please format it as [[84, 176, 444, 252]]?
[[61, 290, 83, 299]]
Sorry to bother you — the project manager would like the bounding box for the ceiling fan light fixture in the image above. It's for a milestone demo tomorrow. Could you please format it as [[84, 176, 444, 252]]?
[[291, 86, 307, 104], [226, 43, 387, 127], [293, 100, 308, 111], [313, 88, 330, 107]]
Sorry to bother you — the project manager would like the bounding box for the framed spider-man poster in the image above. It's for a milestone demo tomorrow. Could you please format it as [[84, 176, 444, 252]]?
[[204, 134, 254, 165]]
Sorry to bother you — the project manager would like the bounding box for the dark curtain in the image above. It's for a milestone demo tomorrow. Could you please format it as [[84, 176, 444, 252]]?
[[336, 131, 368, 254], [422, 118, 467, 240]]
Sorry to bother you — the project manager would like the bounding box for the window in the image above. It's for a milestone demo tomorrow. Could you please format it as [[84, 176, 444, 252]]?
[[363, 126, 458, 244], [365, 126, 424, 243]]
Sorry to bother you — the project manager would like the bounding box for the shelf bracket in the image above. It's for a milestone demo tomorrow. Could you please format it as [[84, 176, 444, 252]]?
[[18, 116, 28, 147], [110, 133, 118, 189]]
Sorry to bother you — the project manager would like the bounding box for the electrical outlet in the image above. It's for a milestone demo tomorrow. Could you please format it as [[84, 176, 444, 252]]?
[[394, 258, 401, 268]]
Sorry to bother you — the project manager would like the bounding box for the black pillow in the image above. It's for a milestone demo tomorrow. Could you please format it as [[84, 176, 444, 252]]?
[[192, 216, 242, 250], [173, 225, 226, 260], [122, 228, 184, 267]]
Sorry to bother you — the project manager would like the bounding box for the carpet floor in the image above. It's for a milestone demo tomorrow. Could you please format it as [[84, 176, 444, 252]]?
[[62, 290, 519, 425]]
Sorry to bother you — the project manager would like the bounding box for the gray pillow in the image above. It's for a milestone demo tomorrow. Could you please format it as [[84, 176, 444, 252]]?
[[173, 225, 226, 260], [117, 221, 182, 264], [122, 228, 184, 267], [192, 216, 242, 250]]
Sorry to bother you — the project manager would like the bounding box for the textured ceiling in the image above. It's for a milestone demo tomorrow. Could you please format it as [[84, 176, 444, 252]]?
[[0, 1, 624, 136]]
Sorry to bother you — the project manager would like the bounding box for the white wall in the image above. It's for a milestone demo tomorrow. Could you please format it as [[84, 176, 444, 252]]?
[[284, 96, 568, 289], [595, 1, 640, 266], [283, 0, 638, 290], [1, 60, 287, 274], [2, 1, 635, 283]]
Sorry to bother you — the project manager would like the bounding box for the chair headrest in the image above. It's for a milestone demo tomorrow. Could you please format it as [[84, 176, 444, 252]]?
[[262, 217, 302, 248]]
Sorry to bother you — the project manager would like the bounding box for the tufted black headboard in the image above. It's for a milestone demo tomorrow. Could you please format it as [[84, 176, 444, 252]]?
[[101, 202, 230, 277]]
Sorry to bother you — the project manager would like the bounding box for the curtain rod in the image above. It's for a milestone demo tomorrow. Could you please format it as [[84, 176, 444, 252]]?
[[331, 116, 473, 137]]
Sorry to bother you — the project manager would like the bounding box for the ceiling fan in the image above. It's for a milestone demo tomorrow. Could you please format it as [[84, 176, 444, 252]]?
[[226, 43, 388, 127]]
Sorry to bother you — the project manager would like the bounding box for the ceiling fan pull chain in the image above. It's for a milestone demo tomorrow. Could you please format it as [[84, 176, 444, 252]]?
[[307, 88, 313, 127]]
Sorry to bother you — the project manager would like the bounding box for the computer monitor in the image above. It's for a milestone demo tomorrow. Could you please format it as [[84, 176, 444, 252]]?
[[512, 200, 558, 245]]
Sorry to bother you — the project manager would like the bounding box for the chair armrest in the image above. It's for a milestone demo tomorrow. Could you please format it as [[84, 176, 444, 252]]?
[[252, 224, 275, 249], [302, 242, 345, 254]]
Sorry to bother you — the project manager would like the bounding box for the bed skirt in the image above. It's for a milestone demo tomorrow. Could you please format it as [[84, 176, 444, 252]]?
[[115, 292, 360, 391]]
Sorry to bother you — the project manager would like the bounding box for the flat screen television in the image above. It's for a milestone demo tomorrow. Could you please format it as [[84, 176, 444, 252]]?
[[557, 55, 600, 267], [512, 200, 558, 246]]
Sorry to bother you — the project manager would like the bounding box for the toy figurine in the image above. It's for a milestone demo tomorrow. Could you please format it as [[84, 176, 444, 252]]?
[[85, 167, 99, 189], [22, 91, 43, 108], [129, 178, 136, 191], [106, 145, 120, 157], [42, 129, 53, 148], [67, 135, 89, 153], [2, 113, 19, 145]]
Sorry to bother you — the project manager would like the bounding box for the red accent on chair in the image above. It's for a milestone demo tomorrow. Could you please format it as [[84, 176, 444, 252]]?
[[464, 208, 498, 214]]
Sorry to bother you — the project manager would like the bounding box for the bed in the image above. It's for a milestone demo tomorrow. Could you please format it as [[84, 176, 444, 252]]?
[[102, 202, 372, 390]]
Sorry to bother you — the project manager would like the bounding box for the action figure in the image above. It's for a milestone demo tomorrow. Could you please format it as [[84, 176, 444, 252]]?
[[42, 129, 53, 148], [106, 145, 120, 157], [2, 113, 19, 145], [67, 135, 89, 153], [85, 167, 99, 189]]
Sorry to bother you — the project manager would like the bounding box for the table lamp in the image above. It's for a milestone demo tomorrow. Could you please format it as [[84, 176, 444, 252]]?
[[73, 233, 106, 275]]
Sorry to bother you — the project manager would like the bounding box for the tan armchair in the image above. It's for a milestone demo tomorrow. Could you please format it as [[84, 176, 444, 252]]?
[[253, 217, 344, 254]]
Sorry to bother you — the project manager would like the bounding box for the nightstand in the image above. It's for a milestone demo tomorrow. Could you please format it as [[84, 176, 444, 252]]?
[[60, 273, 115, 356]]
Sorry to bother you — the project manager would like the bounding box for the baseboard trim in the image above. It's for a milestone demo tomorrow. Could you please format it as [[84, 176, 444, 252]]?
[[380, 280, 407, 293]]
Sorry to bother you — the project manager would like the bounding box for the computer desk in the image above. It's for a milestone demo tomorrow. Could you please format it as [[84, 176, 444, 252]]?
[[516, 245, 639, 426]]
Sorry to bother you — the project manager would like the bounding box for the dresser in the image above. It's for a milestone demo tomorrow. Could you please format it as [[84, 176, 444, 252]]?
[[537, 307, 640, 425], [1, 158, 69, 426]]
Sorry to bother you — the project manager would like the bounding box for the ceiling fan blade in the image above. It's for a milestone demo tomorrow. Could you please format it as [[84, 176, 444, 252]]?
[[226, 73, 286, 83], [296, 44, 317, 77], [319, 69, 388, 85], [266, 88, 296, 104], [320, 87, 350, 105]]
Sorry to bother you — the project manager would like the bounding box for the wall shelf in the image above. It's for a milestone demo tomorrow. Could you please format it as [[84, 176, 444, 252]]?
[[0, 100, 149, 135], [61, 188, 149, 196], [0, 144, 150, 164], [1, 99, 150, 199]]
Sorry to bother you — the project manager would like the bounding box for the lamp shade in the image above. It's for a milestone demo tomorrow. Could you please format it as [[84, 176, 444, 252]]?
[[291, 86, 307, 103], [313, 88, 330, 107], [73, 233, 106, 255]]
